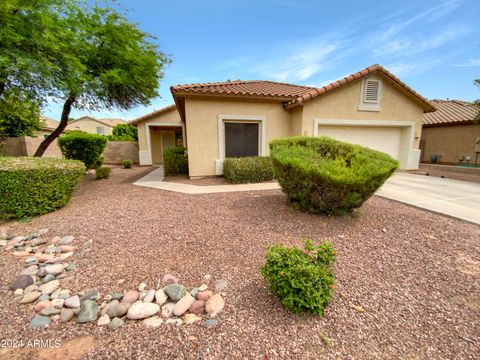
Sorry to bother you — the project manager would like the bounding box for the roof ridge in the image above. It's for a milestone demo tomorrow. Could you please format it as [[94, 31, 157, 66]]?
[[171, 79, 316, 91]]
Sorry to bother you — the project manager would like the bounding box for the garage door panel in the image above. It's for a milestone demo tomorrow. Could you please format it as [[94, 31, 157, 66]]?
[[318, 125, 401, 159]]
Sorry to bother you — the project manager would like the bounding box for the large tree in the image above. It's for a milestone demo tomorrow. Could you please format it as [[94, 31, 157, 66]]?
[[33, 4, 170, 156], [0, 89, 42, 139]]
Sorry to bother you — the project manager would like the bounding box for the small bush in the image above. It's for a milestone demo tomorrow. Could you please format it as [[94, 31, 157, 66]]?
[[107, 123, 138, 141], [261, 239, 336, 315], [163, 146, 188, 176], [95, 166, 111, 180], [223, 156, 274, 184], [122, 159, 133, 168], [270, 136, 399, 215], [58, 131, 107, 169], [0, 157, 85, 219]]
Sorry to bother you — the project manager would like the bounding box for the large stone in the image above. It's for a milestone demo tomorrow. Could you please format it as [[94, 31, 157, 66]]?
[[58, 236, 74, 245], [165, 318, 182, 326], [173, 293, 195, 316], [143, 316, 164, 328], [42, 274, 56, 284], [64, 295, 80, 308], [20, 291, 42, 304], [183, 313, 200, 325], [60, 308, 75, 322], [37, 254, 54, 263], [51, 298, 64, 309], [188, 300, 206, 315], [143, 289, 155, 303], [39, 280, 60, 295], [111, 292, 123, 301], [77, 300, 99, 323], [40, 306, 61, 316], [9, 275, 33, 291], [102, 300, 118, 315], [58, 290, 71, 300], [59, 245, 75, 253], [29, 315, 51, 329], [20, 265, 38, 276], [45, 264, 63, 276], [126, 303, 160, 320], [196, 290, 213, 302], [155, 289, 168, 306], [161, 274, 179, 286], [106, 302, 130, 318], [30, 238, 47, 247], [108, 317, 124, 330], [122, 290, 139, 304], [13, 251, 30, 257], [24, 284, 39, 294], [164, 284, 186, 302], [161, 302, 175, 318], [97, 314, 110, 326], [205, 294, 224, 317], [202, 318, 219, 328], [81, 289, 100, 301], [34, 300, 52, 313], [138, 282, 147, 292], [65, 262, 76, 271]]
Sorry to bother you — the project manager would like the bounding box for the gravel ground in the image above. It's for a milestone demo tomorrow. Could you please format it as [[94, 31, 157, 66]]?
[[0, 166, 479, 359]]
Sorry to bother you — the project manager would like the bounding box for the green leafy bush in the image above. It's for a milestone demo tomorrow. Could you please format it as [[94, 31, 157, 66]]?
[[270, 136, 399, 215], [58, 131, 107, 169], [163, 146, 188, 175], [95, 166, 111, 180], [107, 123, 138, 141], [122, 159, 133, 168], [223, 156, 274, 184], [261, 239, 336, 315], [0, 157, 85, 220]]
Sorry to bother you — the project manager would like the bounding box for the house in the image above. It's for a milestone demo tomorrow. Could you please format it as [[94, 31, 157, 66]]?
[[131, 64, 435, 178], [421, 100, 480, 165], [34, 116, 60, 139], [66, 116, 126, 135]]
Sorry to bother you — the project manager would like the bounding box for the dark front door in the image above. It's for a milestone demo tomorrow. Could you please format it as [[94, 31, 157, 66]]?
[[224, 122, 259, 158]]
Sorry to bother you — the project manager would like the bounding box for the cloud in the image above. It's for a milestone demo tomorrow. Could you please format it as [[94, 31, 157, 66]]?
[[453, 58, 480, 67]]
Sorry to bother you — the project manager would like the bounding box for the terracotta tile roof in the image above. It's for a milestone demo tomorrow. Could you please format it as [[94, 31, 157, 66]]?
[[96, 118, 127, 127], [423, 99, 480, 126], [130, 104, 177, 125], [285, 64, 436, 112], [40, 116, 59, 130]]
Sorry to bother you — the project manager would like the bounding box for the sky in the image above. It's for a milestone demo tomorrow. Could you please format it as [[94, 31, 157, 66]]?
[[43, 0, 480, 121]]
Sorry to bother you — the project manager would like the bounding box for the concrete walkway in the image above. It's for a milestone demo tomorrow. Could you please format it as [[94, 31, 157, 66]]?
[[134, 167, 480, 224]]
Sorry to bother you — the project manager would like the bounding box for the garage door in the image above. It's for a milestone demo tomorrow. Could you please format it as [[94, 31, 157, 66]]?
[[317, 125, 401, 159]]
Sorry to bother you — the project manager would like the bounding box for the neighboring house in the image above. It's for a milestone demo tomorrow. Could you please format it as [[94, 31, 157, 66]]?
[[422, 100, 480, 165], [131, 64, 435, 178], [34, 116, 60, 139], [66, 116, 126, 135]]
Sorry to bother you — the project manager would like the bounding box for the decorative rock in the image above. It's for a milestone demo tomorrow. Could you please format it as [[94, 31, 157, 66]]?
[[45, 264, 63, 276], [165, 318, 182, 326], [30, 238, 47, 247], [10, 275, 35, 291], [202, 318, 219, 328], [51, 298, 64, 309], [13, 251, 30, 257], [198, 284, 208, 292], [25, 256, 38, 264], [50, 288, 62, 299], [65, 262, 76, 271], [183, 313, 200, 325], [196, 290, 213, 302], [143, 316, 163, 328], [34, 300, 52, 312], [58, 236, 74, 245], [77, 300, 99, 323], [51, 236, 61, 244], [60, 308, 74, 322], [204, 274, 212, 281], [39, 280, 59, 295], [60, 252, 73, 259], [40, 306, 61, 316], [59, 245, 75, 253], [122, 290, 139, 304], [14, 289, 24, 297], [108, 317, 124, 330], [138, 282, 147, 292], [206, 294, 224, 317], [37, 267, 47, 278], [20, 291, 42, 304], [161, 302, 175, 318], [44, 247, 57, 254], [64, 295, 80, 308], [37, 254, 54, 263], [106, 302, 129, 318], [164, 284, 186, 302], [215, 279, 227, 291], [111, 292, 123, 301], [97, 314, 110, 326], [20, 266, 38, 276], [190, 288, 199, 298], [29, 315, 51, 329], [173, 293, 195, 316], [102, 300, 118, 315], [58, 290, 71, 299], [24, 284, 39, 294], [126, 303, 160, 320], [38, 228, 49, 236], [155, 289, 168, 306], [138, 291, 146, 301], [42, 274, 56, 284], [188, 300, 206, 315], [82, 289, 100, 301], [143, 289, 155, 303], [37, 294, 50, 302], [161, 274, 179, 286], [117, 279, 126, 285]]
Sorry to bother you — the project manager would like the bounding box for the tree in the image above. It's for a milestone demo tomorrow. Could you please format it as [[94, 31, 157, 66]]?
[[0, 90, 42, 139], [108, 123, 138, 141]]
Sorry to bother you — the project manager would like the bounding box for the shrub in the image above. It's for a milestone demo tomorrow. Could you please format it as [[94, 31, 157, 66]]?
[[0, 157, 85, 220], [95, 166, 111, 180], [122, 159, 133, 168], [223, 156, 274, 184], [261, 239, 336, 315], [57, 131, 107, 169], [270, 136, 399, 215], [163, 146, 188, 175], [107, 123, 138, 141]]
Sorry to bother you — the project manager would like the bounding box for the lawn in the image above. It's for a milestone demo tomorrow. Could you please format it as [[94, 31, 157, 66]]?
[[0, 166, 479, 359]]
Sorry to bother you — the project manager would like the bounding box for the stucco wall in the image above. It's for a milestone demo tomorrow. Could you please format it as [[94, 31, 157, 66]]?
[[136, 108, 182, 153], [66, 119, 114, 135], [421, 124, 480, 164], [103, 141, 139, 164]]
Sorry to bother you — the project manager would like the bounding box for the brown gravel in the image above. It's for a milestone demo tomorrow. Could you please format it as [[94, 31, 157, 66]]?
[[0, 166, 479, 359]]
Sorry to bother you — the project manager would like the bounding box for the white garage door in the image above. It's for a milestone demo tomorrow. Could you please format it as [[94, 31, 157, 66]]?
[[318, 125, 401, 159]]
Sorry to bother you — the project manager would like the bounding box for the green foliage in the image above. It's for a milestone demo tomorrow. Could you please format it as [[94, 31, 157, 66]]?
[[261, 239, 336, 316], [163, 146, 188, 176], [108, 123, 138, 141], [270, 136, 399, 215], [0, 157, 85, 219], [0, 90, 42, 138], [223, 156, 275, 184], [122, 159, 133, 168], [95, 166, 111, 180], [57, 131, 107, 169]]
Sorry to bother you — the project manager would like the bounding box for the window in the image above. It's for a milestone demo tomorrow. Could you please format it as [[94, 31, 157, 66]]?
[[359, 77, 382, 111], [224, 122, 259, 158], [96, 126, 105, 135]]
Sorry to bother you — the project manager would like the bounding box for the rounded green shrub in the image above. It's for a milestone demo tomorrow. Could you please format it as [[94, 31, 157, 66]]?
[[122, 159, 133, 168], [95, 166, 111, 180], [223, 156, 274, 184], [57, 131, 107, 169], [261, 240, 336, 315], [0, 157, 85, 220], [163, 146, 188, 176], [270, 136, 399, 215]]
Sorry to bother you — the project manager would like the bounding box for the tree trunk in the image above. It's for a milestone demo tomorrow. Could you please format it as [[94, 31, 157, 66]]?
[[0, 82, 5, 98], [34, 95, 75, 157]]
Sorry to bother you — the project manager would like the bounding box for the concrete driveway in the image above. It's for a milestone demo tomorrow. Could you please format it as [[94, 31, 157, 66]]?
[[377, 172, 480, 225]]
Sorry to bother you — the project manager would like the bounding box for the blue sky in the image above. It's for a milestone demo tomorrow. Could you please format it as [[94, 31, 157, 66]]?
[[43, 0, 480, 121]]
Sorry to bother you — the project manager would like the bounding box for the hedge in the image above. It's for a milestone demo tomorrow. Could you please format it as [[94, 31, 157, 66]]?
[[163, 146, 188, 176], [270, 136, 399, 215], [223, 156, 274, 184], [0, 157, 85, 220], [57, 131, 107, 169]]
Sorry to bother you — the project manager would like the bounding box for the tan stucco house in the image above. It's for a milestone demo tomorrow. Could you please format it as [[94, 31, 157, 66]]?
[[34, 116, 60, 138], [131, 64, 436, 178], [66, 116, 126, 135], [421, 100, 480, 165]]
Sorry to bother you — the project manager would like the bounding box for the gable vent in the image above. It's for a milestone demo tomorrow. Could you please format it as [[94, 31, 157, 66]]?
[[364, 79, 380, 103]]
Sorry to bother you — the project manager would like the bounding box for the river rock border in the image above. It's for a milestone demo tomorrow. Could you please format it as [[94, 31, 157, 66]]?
[[1, 229, 226, 330]]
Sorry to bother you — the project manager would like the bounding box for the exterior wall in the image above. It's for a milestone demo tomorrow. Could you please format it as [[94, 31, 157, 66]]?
[[184, 97, 293, 177], [421, 124, 480, 164], [1, 136, 63, 158], [33, 129, 53, 139], [66, 118, 115, 135], [290, 106, 303, 136], [103, 141, 139, 164]]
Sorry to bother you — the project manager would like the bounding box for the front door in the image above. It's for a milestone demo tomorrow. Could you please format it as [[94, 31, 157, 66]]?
[[160, 131, 176, 163], [224, 122, 259, 158]]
